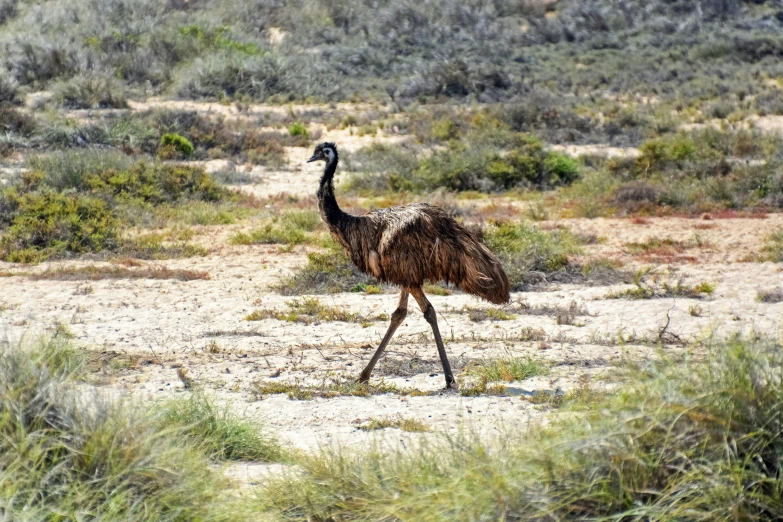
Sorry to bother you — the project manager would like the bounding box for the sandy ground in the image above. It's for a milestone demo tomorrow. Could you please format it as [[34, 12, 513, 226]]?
[[2, 100, 782, 487], [1, 212, 781, 456]]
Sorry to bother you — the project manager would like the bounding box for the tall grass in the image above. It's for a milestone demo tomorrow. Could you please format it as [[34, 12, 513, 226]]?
[[262, 337, 783, 520], [157, 392, 283, 462], [0, 336, 273, 520]]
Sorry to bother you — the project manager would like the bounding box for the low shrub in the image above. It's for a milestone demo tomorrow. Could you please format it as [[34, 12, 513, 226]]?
[[27, 150, 135, 191], [1, 152, 227, 262], [75, 162, 224, 204], [349, 135, 580, 194], [159, 132, 194, 158], [0, 104, 35, 136], [52, 74, 128, 109], [485, 221, 580, 271], [0, 190, 120, 262], [288, 121, 309, 137], [277, 243, 376, 295], [604, 129, 783, 213]]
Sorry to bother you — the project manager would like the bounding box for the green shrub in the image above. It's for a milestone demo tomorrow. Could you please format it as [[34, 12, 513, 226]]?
[[543, 151, 579, 184], [159, 133, 195, 158], [0, 190, 120, 262], [288, 121, 309, 137], [605, 129, 783, 212], [351, 134, 579, 194], [1, 154, 226, 262], [82, 162, 224, 204], [485, 221, 580, 273], [431, 119, 459, 141]]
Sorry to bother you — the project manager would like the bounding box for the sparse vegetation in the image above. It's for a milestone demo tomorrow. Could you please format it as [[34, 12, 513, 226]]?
[[254, 378, 425, 401], [762, 227, 783, 262], [245, 297, 365, 324], [157, 392, 282, 461], [609, 277, 716, 300], [263, 338, 783, 520], [358, 416, 430, 433], [465, 307, 516, 322], [757, 287, 783, 303], [1, 1, 781, 517], [24, 264, 210, 281], [231, 210, 321, 246], [0, 336, 260, 521], [277, 243, 377, 295]]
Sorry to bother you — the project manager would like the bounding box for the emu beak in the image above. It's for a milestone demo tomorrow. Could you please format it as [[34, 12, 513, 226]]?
[[307, 154, 319, 163]]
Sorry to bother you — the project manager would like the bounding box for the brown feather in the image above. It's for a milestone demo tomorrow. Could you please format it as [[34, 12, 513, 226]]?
[[313, 142, 510, 304], [334, 204, 510, 304]]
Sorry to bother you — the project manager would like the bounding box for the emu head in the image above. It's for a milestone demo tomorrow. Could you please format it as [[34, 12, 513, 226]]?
[[307, 142, 338, 163]]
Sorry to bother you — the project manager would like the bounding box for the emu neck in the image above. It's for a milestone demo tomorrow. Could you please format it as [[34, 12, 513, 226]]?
[[317, 156, 348, 230]]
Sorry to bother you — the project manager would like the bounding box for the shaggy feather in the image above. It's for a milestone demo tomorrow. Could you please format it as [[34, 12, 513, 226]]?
[[313, 143, 509, 304]]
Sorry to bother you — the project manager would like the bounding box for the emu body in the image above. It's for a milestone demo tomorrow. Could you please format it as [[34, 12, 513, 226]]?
[[308, 142, 510, 388]]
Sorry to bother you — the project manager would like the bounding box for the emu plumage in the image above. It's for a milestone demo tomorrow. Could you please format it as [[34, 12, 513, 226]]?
[[308, 142, 510, 388]]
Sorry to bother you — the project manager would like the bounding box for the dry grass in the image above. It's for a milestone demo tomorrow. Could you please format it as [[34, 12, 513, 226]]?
[[262, 338, 783, 521], [608, 278, 715, 299], [245, 297, 386, 324], [253, 378, 427, 401], [24, 265, 210, 281], [460, 356, 550, 397], [357, 416, 431, 433], [463, 306, 516, 322], [757, 287, 783, 303]]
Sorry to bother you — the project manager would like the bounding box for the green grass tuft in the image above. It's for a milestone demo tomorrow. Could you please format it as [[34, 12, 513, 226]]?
[[465, 357, 549, 384], [156, 392, 282, 461]]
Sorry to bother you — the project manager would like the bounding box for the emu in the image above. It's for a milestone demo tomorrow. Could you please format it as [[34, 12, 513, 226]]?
[[308, 142, 510, 388]]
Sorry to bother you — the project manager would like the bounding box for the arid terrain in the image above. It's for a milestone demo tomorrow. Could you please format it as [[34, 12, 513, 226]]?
[[2, 102, 781, 479]]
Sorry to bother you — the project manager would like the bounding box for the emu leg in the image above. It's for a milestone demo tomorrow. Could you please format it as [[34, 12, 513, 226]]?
[[410, 286, 455, 389], [358, 290, 409, 383]]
